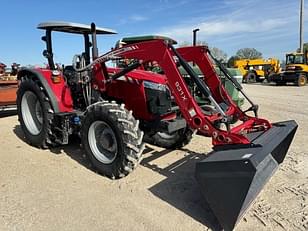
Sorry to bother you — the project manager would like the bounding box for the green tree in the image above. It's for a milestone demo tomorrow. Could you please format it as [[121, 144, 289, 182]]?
[[227, 56, 240, 67], [296, 43, 308, 52], [235, 48, 262, 59], [304, 42, 308, 52]]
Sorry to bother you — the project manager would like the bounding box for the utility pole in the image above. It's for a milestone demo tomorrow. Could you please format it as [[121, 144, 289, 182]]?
[[300, 0, 304, 53]]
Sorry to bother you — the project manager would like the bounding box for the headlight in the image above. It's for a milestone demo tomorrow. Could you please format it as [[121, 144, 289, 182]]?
[[295, 66, 303, 71]]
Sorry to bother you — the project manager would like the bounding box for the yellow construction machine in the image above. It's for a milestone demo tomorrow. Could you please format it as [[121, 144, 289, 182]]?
[[268, 51, 307, 86], [234, 58, 280, 83]]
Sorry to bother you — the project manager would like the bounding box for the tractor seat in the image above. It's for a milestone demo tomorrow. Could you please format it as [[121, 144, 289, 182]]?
[[64, 65, 75, 77], [63, 65, 79, 84]]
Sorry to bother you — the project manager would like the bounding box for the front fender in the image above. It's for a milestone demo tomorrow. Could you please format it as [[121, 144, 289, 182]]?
[[18, 68, 73, 113]]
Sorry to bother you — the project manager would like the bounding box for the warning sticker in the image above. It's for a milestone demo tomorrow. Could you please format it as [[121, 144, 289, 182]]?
[[188, 108, 196, 117]]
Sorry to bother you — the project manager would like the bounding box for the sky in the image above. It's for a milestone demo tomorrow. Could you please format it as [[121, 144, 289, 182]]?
[[0, 0, 307, 66]]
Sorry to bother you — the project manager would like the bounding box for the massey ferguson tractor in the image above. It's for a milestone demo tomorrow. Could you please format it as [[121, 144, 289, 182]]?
[[16, 22, 297, 231]]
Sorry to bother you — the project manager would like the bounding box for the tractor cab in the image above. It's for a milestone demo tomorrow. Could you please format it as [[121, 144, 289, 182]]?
[[285, 52, 308, 71], [280, 51, 308, 86], [37, 21, 117, 70], [286, 52, 307, 65]]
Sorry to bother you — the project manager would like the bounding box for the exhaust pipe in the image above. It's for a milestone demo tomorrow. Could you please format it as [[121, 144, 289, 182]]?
[[195, 120, 297, 230], [91, 22, 99, 60]]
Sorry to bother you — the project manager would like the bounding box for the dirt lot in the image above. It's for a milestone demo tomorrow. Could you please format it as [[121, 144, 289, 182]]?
[[0, 84, 307, 231]]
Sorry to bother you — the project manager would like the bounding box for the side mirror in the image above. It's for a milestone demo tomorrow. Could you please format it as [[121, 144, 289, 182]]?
[[91, 23, 96, 33], [43, 50, 50, 58], [41, 36, 47, 42]]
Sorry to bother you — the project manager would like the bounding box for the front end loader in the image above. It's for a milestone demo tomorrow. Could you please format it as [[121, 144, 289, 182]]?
[[111, 40, 297, 230], [17, 22, 297, 231]]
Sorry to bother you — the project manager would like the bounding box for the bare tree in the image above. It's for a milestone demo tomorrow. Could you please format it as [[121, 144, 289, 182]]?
[[178, 40, 208, 47], [209, 47, 228, 63], [178, 41, 227, 62], [236, 48, 262, 59], [178, 41, 191, 47]]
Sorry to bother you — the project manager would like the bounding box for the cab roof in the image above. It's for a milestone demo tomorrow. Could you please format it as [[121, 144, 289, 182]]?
[[37, 21, 117, 35], [286, 52, 304, 55]]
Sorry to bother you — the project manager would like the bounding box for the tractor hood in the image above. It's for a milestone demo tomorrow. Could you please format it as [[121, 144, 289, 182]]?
[[107, 67, 166, 84], [115, 35, 177, 48]]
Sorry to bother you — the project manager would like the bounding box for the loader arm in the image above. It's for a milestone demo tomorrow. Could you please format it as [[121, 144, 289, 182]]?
[[175, 46, 272, 139], [106, 39, 270, 146]]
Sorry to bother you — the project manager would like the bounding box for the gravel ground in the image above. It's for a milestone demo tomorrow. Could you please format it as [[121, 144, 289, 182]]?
[[0, 83, 307, 231]]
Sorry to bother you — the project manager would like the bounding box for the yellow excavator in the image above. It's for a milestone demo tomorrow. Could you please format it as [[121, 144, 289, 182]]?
[[268, 51, 307, 86], [234, 58, 280, 83]]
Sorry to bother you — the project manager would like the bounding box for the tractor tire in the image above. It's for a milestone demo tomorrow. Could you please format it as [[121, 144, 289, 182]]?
[[245, 72, 257, 83], [276, 81, 286, 86], [144, 128, 194, 149], [297, 74, 307, 86], [267, 73, 277, 83], [81, 101, 145, 179], [17, 78, 55, 148]]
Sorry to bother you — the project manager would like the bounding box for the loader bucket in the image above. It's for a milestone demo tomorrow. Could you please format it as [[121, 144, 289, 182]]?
[[195, 120, 297, 231]]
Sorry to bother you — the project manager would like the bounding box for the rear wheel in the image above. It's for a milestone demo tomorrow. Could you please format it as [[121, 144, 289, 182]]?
[[245, 72, 257, 83], [266, 74, 273, 83], [17, 78, 54, 148], [297, 74, 307, 86], [81, 101, 145, 179], [144, 128, 194, 149]]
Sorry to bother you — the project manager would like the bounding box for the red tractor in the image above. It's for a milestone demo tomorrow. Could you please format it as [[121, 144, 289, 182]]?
[[17, 22, 297, 231]]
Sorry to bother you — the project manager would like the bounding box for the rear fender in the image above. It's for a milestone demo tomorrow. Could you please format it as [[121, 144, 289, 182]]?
[[17, 68, 73, 113]]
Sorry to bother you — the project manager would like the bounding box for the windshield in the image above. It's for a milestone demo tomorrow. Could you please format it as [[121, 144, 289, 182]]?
[[286, 54, 304, 64]]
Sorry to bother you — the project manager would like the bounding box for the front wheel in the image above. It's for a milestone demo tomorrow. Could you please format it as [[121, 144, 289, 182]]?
[[81, 101, 145, 179], [297, 74, 307, 86]]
